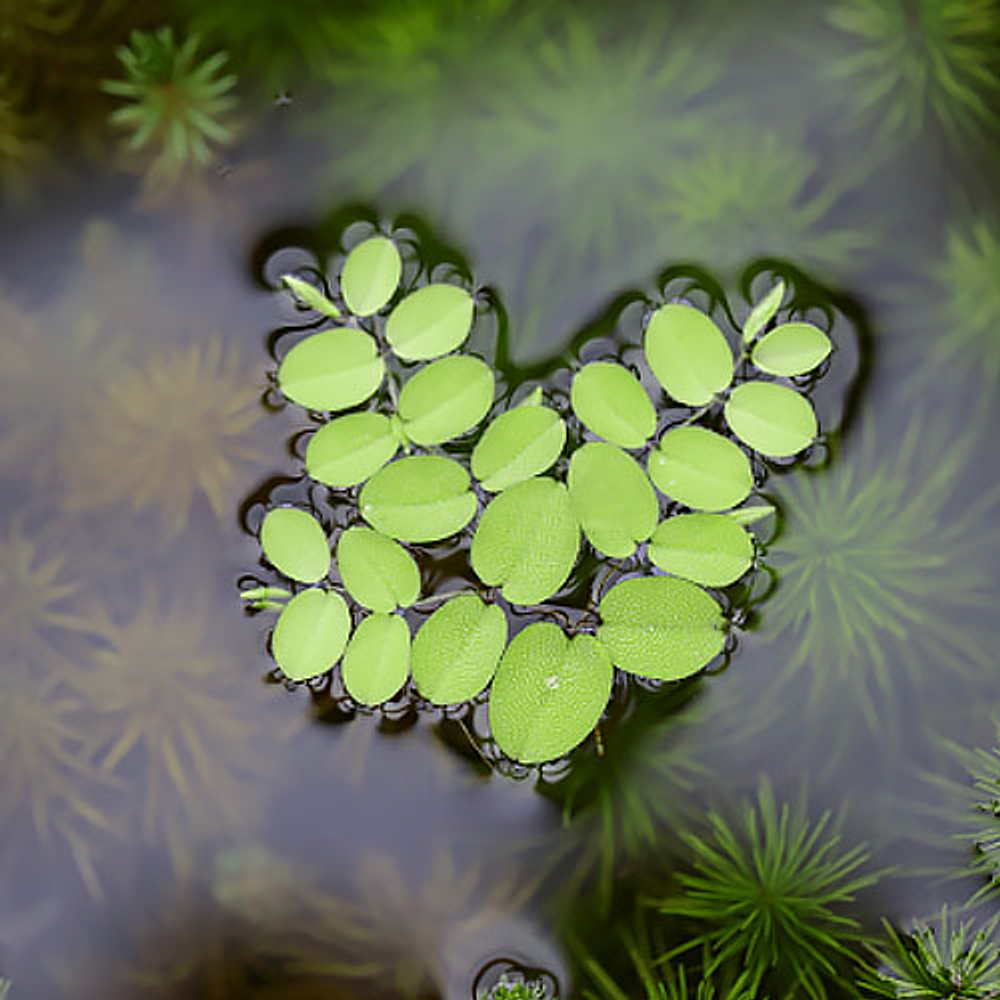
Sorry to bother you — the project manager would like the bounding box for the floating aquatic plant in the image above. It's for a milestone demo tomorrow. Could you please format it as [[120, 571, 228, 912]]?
[[102, 27, 238, 185]]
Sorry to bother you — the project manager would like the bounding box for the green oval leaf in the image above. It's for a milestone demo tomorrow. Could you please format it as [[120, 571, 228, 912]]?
[[742, 279, 785, 344], [648, 513, 754, 587], [305, 412, 398, 488], [341, 612, 411, 706], [489, 622, 613, 764], [272, 588, 351, 682], [385, 283, 475, 360], [597, 576, 724, 681], [411, 594, 507, 705], [336, 526, 420, 612], [647, 426, 753, 511], [567, 442, 658, 558], [727, 503, 776, 526], [750, 322, 832, 376], [259, 508, 330, 583], [724, 382, 817, 458], [644, 303, 734, 406], [277, 329, 384, 412], [397, 355, 494, 446], [471, 402, 566, 493], [339, 236, 401, 317], [570, 362, 656, 449], [359, 455, 477, 542], [471, 477, 579, 605], [281, 274, 341, 318]]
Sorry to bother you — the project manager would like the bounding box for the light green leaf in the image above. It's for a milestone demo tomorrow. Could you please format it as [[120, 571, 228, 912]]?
[[471, 477, 579, 605], [281, 274, 341, 318], [239, 586, 291, 602], [305, 412, 398, 487], [569, 362, 656, 448], [471, 403, 566, 492], [647, 426, 753, 511], [277, 329, 384, 412], [750, 322, 832, 376], [272, 588, 351, 682], [385, 283, 475, 360], [597, 576, 725, 680], [648, 513, 754, 587], [488, 622, 612, 764], [644, 303, 734, 406], [339, 236, 401, 316], [727, 503, 776, 526], [567, 442, 658, 558], [259, 508, 330, 583], [411, 594, 507, 705], [336, 526, 420, 612], [724, 382, 818, 458], [397, 354, 494, 446], [341, 612, 411, 706], [742, 279, 785, 344], [359, 455, 477, 542]]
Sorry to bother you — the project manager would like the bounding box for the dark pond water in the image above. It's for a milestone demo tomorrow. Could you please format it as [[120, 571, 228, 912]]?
[[2, 1, 1000, 997]]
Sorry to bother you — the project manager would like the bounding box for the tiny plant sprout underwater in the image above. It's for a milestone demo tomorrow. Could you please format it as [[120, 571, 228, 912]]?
[[241, 219, 847, 770]]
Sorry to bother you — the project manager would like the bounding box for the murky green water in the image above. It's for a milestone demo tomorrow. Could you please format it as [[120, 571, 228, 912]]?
[[3, 1, 1000, 997]]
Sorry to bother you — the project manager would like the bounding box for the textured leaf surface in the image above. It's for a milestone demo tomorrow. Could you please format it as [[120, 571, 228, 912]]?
[[742, 279, 785, 343], [397, 354, 494, 445], [725, 382, 817, 457], [648, 513, 754, 586], [489, 622, 612, 764], [411, 594, 507, 705], [751, 322, 832, 376], [567, 442, 658, 558], [272, 588, 350, 682], [360, 456, 477, 542], [277, 329, 384, 412], [336, 526, 420, 612], [385, 283, 475, 360], [471, 477, 579, 605], [260, 508, 330, 583], [597, 576, 724, 680], [339, 236, 401, 316], [281, 274, 340, 318], [471, 402, 566, 492], [570, 362, 656, 448], [341, 612, 411, 706], [645, 303, 734, 405], [647, 426, 753, 511], [305, 412, 398, 487]]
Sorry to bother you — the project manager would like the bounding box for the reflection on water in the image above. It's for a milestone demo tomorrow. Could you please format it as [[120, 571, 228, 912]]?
[[2, 1, 1000, 997]]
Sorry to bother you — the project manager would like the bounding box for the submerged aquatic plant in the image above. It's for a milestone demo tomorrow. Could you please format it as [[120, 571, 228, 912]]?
[[823, 0, 1000, 144], [102, 27, 238, 185], [654, 780, 877, 998], [0, 73, 47, 201]]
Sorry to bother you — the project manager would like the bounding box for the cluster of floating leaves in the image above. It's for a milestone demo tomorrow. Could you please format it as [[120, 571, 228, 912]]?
[[243, 227, 835, 765]]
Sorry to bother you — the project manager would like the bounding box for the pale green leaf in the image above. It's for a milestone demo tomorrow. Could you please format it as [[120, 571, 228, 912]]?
[[281, 274, 341, 318], [359, 455, 477, 542], [597, 576, 725, 680], [272, 588, 351, 682], [304, 411, 398, 487], [259, 508, 330, 583], [277, 329, 384, 412], [750, 322, 832, 376], [488, 622, 612, 764], [724, 382, 817, 458], [339, 236, 401, 316], [644, 303, 734, 405], [647, 426, 753, 511], [567, 442, 658, 558], [727, 504, 776, 526], [471, 403, 566, 492], [742, 279, 785, 343], [385, 283, 475, 360], [569, 362, 656, 448], [470, 477, 579, 605], [239, 586, 291, 602], [336, 526, 420, 612], [411, 594, 507, 705], [397, 354, 494, 446], [648, 513, 755, 586], [341, 612, 411, 706]]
